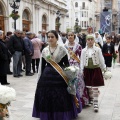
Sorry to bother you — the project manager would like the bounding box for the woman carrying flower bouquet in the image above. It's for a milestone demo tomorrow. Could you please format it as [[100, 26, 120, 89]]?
[[80, 35, 106, 112], [102, 35, 115, 71], [65, 32, 89, 107], [32, 30, 82, 120]]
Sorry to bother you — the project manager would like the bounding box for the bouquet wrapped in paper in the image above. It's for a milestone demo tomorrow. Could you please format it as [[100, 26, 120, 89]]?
[[64, 66, 79, 95], [0, 85, 16, 119]]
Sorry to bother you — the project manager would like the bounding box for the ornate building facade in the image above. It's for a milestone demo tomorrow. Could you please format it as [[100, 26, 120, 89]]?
[[0, 0, 68, 33], [66, 0, 97, 33]]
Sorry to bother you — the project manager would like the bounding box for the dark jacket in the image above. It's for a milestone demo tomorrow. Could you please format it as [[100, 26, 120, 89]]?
[[23, 37, 34, 55], [8, 34, 24, 54], [102, 43, 115, 55], [0, 39, 9, 75]]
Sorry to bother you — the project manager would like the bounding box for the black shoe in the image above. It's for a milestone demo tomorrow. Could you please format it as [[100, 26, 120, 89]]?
[[18, 74, 23, 77], [21, 69, 25, 72], [2, 83, 10, 85], [7, 72, 13, 75], [23, 66, 25, 69], [14, 75, 20, 78], [26, 73, 34, 76]]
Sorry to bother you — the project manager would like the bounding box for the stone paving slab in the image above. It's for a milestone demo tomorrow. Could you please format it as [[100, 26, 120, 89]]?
[[4, 63, 120, 120]]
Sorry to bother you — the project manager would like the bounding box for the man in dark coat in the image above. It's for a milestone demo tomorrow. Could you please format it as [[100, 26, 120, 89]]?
[[0, 30, 10, 85], [23, 32, 34, 76], [8, 29, 24, 77]]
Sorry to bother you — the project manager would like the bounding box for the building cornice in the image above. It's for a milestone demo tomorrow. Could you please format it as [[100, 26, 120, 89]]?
[[40, 0, 68, 12]]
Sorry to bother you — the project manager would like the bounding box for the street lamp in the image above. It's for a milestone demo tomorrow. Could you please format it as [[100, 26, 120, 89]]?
[[56, 10, 61, 32], [9, 0, 21, 30]]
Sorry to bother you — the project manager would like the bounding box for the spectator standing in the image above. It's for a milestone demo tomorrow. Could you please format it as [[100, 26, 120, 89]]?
[[0, 30, 10, 85], [23, 32, 34, 76], [38, 30, 48, 51], [20, 31, 26, 71], [4, 31, 13, 74], [31, 34, 43, 73], [8, 30, 24, 77]]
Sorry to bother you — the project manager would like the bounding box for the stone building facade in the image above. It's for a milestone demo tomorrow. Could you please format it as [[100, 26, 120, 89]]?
[[66, 0, 97, 33], [0, 0, 68, 34]]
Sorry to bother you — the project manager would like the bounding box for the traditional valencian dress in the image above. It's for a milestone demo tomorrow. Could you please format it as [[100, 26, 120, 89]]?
[[65, 42, 89, 107], [80, 43, 106, 111], [102, 42, 115, 69], [80, 43, 105, 88], [32, 44, 82, 120]]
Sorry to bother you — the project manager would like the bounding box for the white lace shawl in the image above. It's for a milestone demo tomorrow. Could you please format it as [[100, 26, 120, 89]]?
[[64, 42, 80, 60], [36, 45, 67, 82]]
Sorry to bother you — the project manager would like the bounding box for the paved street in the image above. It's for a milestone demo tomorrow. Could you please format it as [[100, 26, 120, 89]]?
[[6, 63, 120, 120]]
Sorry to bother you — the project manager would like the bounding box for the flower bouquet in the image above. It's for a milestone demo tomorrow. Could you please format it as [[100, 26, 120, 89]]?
[[0, 85, 16, 120], [103, 71, 112, 80], [113, 51, 118, 68], [64, 66, 79, 95]]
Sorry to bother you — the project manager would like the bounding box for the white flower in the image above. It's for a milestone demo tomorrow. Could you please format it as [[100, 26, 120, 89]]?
[[103, 71, 112, 80], [0, 85, 16, 104], [64, 66, 79, 80]]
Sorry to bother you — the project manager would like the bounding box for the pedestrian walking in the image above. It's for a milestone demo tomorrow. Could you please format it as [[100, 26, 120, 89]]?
[[65, 32, 89, 107], [80, 35, 106, 112], [102, 35, 115, 71]]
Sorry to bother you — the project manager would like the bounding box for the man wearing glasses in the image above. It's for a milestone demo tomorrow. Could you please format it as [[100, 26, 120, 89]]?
[[8, 29, 24, 78]]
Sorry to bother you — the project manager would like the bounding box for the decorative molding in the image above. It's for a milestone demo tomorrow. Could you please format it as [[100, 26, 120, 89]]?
[[35, 4, 40, 9], [4, 16, 9, 20]]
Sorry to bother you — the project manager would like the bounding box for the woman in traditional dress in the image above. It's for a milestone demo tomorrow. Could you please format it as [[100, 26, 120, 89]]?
[[32, 30, 82, 120], [94, 32, 103, 49], [65, 32, 89, 107], [80, 35, 106, 112]]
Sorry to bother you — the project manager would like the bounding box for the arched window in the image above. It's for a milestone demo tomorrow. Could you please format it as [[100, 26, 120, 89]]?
[[22, 10, 29, 20], [42, 15, 47, 30], [22, 9, 30, 32], [75, 2, 78, 7], [42, 15, 47, 24]]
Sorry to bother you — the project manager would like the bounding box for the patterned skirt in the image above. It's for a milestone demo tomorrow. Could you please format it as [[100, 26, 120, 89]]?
[[69, 62, 89, 107], [84, 67, 104, 87]]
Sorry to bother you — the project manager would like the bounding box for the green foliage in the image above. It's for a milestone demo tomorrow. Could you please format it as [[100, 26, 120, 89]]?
[[56, 22, 61, 26], [66, 28, 72, 32], [9, 13, 20, 20], [74, 25, 81, 33]]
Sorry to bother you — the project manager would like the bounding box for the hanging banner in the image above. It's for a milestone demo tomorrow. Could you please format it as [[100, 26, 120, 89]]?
[[100, 11, 111, 34]]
